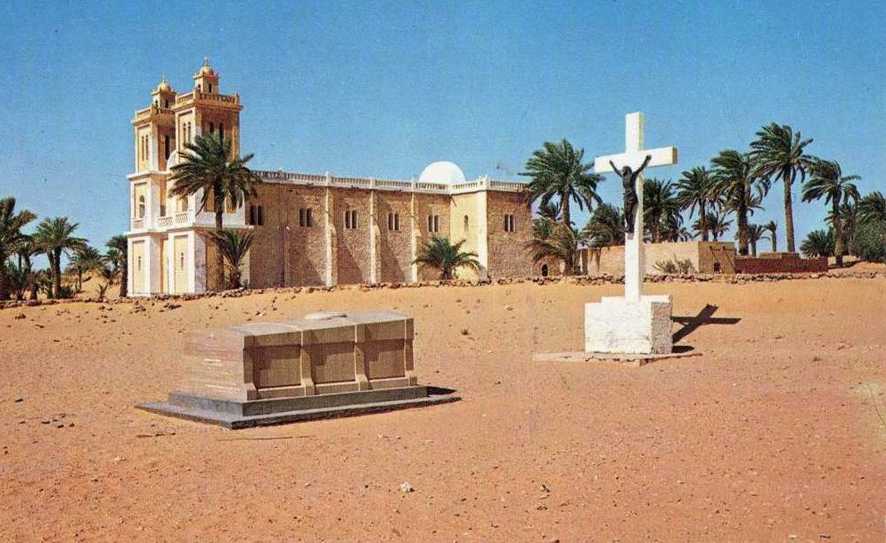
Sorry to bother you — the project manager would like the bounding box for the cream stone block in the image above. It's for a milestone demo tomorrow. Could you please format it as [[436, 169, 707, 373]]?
[[585, 295, 673, 355]]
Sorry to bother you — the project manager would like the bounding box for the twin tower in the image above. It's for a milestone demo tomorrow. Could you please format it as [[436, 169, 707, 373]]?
[[126, 60, 534, 296]]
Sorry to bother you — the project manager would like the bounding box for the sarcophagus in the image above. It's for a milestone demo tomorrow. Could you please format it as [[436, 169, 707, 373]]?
[[185, 310, 417, 401], [139, 311, 455, 428]]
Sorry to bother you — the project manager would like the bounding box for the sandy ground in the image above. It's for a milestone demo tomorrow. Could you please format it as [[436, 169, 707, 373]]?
[[0, 277, 884, 542]]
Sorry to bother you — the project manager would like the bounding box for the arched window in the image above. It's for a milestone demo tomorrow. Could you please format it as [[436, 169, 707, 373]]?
[[541, 264, 549, 277], [463, 215, 469, 232], [138, 195, 146, 219]]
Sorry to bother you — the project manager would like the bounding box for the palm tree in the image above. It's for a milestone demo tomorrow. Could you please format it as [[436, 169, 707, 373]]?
[[832, 201, 858, 256], [522, 139, 603, 231], [96, 264, 116, 301], [106, 235, 128, 298], [800, 229, 834, 258], [207, 229, 255, 289], [676, 166, 716, 241], [711, 150, 769, 255], [33, 217, 86, 298], [169, 132, 261, 290], [67, 244, 103, 292], [857, 191, 886, 224], [536, 200, 561, 222], [750, 123, 815, 253], [525, 222, 586, 273], [0, 197, 37, 300], [643, 178, 681, 243], [696, 210, 732, 242], [743, 224, 766, 257], [801, 159, 860, 266], [583, 203, 624, 247], [764, 221, 778, 252], [413, 237, 480, 280], [3, 261, 29, 300]]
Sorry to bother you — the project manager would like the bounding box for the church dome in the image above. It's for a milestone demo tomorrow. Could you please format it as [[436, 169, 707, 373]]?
[[196, 57, 216, 76], [418, 161, 466, 184], [154, 77, 173, 93]]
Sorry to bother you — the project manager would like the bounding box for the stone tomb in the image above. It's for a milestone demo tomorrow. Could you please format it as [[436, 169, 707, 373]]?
[[139, 311, 457, 428]]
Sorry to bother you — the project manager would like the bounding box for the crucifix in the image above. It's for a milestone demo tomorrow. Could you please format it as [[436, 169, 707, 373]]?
[[594, 112, 678, 302]]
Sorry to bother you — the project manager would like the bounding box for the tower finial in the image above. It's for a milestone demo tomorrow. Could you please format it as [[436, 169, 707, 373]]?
[[203, 56, 210, 67]]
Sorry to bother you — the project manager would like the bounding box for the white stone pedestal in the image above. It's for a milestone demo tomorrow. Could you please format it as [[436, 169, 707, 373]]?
[[585, 295, 673, 355]]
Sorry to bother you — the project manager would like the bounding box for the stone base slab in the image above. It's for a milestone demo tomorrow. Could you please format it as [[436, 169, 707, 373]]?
[[585, 295, 673, 354], [533, 350, 700, 367], [137, 386, 458, 429]]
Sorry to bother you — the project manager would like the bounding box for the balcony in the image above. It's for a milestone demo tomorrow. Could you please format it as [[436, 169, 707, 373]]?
[[128, 209, 247, 234]]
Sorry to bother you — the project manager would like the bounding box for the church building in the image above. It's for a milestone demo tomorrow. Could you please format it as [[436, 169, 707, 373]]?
[[126, 61, 534, 296]]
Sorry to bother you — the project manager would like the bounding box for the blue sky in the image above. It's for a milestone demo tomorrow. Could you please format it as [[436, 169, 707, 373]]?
[[1, 0, 883, 251]]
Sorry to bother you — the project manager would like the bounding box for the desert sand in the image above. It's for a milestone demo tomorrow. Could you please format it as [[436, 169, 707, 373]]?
[[0, 277, 884, 542]]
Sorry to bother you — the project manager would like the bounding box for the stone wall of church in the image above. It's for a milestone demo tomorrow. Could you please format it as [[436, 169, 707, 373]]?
[[247, 183, 327, 288], [413, 193, 452, 281], [376, 191, 413, 283], [245, 182, 530, 287], [486, 191, 533, 279], [332, 188, 373, 285]]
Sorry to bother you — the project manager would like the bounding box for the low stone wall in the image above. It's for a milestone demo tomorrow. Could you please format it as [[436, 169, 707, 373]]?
[[734, 252, 828, 274], [579, 241, 736, 275], [3, 270, 884, 311]]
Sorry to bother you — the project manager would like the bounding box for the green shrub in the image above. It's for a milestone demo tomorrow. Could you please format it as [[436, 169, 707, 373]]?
[[653, 256, 696, 274], [851, 220, 886, 263]]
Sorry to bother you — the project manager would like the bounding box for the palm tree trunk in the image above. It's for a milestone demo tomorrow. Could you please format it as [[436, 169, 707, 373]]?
[[560, 195, 571, 229], [700, 203, 709, 242], [52, 249, 62, 298], [737, 205, 749, 256], [215, 208, 225, 290], [833, 200, 844, 267], [784, 177, 796, 253], [119, 259, 128, 298], [751, 240, 757, 257], [770, 232, 777, 253], [0, 252, 8, 301]]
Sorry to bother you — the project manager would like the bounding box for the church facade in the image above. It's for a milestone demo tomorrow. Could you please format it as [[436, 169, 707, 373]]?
[[126, 62, 534, 296]]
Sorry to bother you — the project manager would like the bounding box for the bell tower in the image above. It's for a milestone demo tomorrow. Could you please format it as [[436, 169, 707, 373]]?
[[193, 57, 220, 94]]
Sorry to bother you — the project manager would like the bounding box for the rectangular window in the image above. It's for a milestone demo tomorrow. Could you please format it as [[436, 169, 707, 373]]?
[[257, 205, 264, 226], [427, 214, 440, 233], [503, 214, 516, 233], [247, 205, 255, 225], [387, 212, 400, 232], [164, 135, 170, 160], [298, 208, 313, 227], [345, 209, 358, 230]]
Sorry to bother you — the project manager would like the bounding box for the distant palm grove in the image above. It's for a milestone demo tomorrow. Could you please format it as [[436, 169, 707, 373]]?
[[523, 122, 886, 272]]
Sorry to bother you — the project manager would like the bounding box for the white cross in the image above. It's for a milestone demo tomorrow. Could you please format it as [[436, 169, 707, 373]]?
[[594, 112, 677, 302]]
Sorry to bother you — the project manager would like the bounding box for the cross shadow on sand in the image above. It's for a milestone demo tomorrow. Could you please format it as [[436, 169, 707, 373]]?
[[672, 304, 741, 346]]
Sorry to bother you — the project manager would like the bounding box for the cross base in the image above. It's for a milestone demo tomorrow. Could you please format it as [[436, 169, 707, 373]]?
[[585, 295, 673, 355]]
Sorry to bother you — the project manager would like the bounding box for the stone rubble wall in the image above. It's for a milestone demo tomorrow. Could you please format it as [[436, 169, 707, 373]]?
[[4, 270, 884, 311], [734, 252, 828, 274]]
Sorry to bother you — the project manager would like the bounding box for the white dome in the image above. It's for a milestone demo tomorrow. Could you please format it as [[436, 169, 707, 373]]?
[[418, 161, 466, 184]]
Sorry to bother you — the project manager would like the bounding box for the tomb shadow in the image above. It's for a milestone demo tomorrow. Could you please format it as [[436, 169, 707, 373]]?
[[672, 304, 741, 344]]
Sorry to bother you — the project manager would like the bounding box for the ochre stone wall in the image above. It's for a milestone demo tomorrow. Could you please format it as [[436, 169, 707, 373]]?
[[248, 184, 327, 288], [413, 193, 451, 281], [582, 241, 736, 275], [734, 252, 827, 274], [486, 192, 533, 278], [245, 182, 539, 287], [333, 188, 372, 285], [376, 191, 413, 283]]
